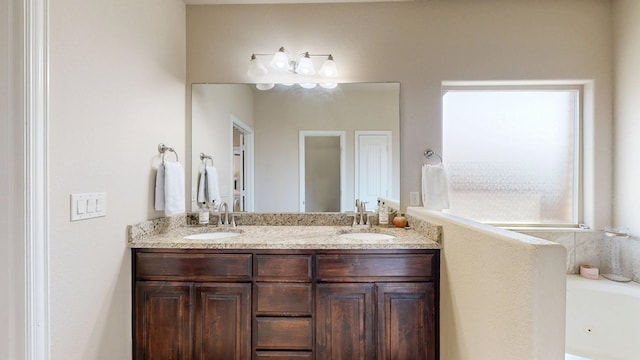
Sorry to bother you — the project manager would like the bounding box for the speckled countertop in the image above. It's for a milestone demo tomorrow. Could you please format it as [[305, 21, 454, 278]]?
[[127, 213, 441, 250]]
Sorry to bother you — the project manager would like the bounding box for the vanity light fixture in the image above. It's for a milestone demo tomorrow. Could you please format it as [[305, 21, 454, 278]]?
[[248, 54, 268, 77], [247, 46, 339, 90]]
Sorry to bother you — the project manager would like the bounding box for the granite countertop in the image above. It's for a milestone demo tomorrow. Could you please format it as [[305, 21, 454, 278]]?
[[128, 224, 440, 250], [127, 214, 442, 250]]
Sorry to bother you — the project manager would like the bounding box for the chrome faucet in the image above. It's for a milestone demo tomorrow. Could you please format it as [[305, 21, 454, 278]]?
[[359, 201, 367, 225], [353, 199, 369, 227], [217, 201, 235, 227]]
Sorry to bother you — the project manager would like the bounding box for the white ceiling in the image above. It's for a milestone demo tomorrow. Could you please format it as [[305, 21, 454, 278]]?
[[185, 0, 413, 4]]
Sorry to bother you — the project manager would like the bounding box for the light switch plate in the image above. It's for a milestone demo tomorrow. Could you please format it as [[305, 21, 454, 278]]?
[[409, 192, 420, 206], [71, 192, 107, 221]]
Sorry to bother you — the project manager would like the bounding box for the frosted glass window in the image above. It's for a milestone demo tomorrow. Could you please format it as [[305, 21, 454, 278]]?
[[442, 88, 580, 225]]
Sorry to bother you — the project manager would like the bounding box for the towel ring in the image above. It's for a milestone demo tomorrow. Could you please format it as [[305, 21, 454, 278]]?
[[424, 149, 443, 164], [158, 143, 179, 162], [200, 152, 214, 167]]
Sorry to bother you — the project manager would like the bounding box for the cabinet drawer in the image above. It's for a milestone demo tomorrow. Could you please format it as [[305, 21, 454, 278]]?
[[255, 351, 313, 359], [316, 254, 434, 281], [255, 283, 312, 316], [255, 255, 312, 281], [135, 252, 252, 281], [255, 318, 313, 350]]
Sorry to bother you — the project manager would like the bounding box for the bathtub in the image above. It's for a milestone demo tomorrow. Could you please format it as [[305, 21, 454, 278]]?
[[565, 275, 640, 360]]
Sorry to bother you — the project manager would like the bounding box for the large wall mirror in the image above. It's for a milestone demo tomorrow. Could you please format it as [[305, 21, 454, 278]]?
[[190, 82, 400, 213]]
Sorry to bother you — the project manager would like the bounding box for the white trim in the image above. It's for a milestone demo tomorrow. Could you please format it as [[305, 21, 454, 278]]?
[[24, 0, 50, 358], [299, 130, 346, 212], [442, 79, 593, 87], [298, 133, 305, 212], [231, 115, 255, 212]]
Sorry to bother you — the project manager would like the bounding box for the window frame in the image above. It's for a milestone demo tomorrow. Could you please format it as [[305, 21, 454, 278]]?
[[441, 83, 584, 228]]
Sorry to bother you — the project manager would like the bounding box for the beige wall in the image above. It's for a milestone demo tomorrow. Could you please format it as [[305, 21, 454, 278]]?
[[613, 0, 640, 237], [187, 0, 614, 229], [1, 0, 25, 358], [408, 208, 567, 359], [191, 84, 254, 210], [7, 0, 623, 357], [49, 0, 185, 358]]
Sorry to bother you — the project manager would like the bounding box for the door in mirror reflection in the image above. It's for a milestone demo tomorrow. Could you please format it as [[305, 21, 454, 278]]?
[[299, 131, 345, 212], [233, 127, 245, 211], [232, 117, 254, 212], [355, 131, 392, 208]]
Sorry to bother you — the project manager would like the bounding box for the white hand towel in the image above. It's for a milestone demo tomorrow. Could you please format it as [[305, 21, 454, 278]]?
[[154, 163, 165, 211], [162, 161, 185, 216], [422, 163, 450, 211], [197, 169, 207, 204], [205, 166, 221, 205]]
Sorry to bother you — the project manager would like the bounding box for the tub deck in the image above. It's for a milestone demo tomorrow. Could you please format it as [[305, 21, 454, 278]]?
[[566, 275, 640, 359]]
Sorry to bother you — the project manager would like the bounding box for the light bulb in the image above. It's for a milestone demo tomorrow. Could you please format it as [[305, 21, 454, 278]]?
[[247, 54, 268, 77], [318, 55, 338, 77], [319, 82, 338, 89], [256, 83, 275, 90], [296, 53, 316, 75], [270, 47, 290, 71]]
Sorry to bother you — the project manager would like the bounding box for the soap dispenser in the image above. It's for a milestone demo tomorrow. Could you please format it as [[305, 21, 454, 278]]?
[[198, 203, 210, 225], [379, 201, 389, 226]]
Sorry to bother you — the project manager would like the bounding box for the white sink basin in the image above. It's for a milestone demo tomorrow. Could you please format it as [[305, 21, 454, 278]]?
[[339, 232, 395, 241], [183, 232, 242, 240]]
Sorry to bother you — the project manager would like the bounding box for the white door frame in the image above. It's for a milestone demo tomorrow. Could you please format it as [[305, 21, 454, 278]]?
[[231, 115, 254, 212], [24, 0, 51, 358], [298, 130, 346, 212], [354, 130, 393, 203]]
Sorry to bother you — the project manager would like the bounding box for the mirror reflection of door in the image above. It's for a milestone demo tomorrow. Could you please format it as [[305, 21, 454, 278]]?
[[355, 131, 392, 207], [299, 131, 345, 212], [232, 117, 254, 212]]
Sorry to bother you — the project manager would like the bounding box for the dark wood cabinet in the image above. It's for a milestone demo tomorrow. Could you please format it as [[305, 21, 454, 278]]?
[[376, 282, 436, 360], [255, 283, 313, 316], [253, 255, 313, 358], [316, 283, 375, 360], [315, 254, 438, 360], [194, 283, 251, 359], [133, 248, 439, 360], [133, 251, 252, 360], [134, 281, 193, 360]]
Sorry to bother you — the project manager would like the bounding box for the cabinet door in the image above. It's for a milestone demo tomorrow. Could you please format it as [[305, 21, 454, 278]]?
[[316, 283, 375, 360], [377, 283, 436, 360], [134, 281, 193, 360], [194, 283, 251, 360]]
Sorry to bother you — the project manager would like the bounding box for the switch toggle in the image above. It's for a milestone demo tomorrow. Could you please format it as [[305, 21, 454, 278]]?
[[77, 199, 87, 214], [86, 198, 96, 213], [96, 197, 104, 212], [409, 192, 420, 206]]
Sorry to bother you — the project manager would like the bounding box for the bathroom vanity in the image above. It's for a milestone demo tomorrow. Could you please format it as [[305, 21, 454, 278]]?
[[129, 220, 441, 360]]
